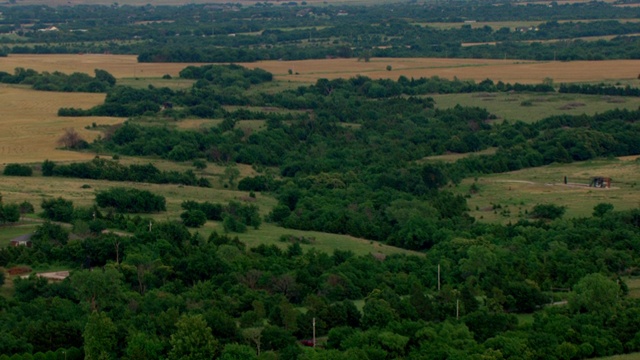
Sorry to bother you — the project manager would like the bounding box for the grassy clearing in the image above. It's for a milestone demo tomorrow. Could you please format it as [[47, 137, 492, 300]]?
[[197, 222, 422, 257], [118, 77, 195, 90], [0, 171, 422, 258], [0, 223, 40, 248], [623, 277, 640, 299], [420, 148, 498, 163], [432, 92, 640, 123], [458, 157, 640, 223]]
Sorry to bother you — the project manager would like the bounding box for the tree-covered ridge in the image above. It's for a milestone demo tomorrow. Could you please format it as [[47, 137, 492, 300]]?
[[1, 206, 640, 358], [69, 65, 640, 247]]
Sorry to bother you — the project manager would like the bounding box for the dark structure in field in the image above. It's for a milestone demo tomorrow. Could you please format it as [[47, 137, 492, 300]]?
[[590, 176, 611, 188]]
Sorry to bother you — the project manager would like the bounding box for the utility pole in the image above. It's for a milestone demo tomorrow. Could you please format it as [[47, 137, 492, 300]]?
[[312, 317, 316, 348], [438, 264, 441, 291]]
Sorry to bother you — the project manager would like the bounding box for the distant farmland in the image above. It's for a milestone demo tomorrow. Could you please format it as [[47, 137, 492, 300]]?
[[1, 54, 640, 164], [2, 54, 640, 85]]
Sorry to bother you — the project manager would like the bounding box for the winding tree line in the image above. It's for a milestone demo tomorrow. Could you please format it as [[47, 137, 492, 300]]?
[[42, 158, 211, 188]]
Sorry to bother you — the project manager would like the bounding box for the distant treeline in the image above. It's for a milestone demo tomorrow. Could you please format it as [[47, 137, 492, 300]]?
[[43, 158, 211, 188], [559, 83, 640, 97]]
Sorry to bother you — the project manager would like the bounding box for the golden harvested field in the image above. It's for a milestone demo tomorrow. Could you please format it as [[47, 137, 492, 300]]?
[[0, 54, 206, 79], [4, 54, 640, 85], [252, 58, 640, 84], [0, 85, 123, 164]]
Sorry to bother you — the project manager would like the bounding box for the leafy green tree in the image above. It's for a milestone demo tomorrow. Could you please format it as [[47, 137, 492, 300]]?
[[222, 166, 241, 188], [223, 215, 247, 233], [530, 203, 566, 220], [94, 69, 116, 87], [41, 160, 56, 176], [70, 267, 123, 312], [180, 210, 207, 228], [569, 273, 620, 316], [593, 203, 614, 217], [168, 314, 219, 360], [124, 332, 164, 360], [83, 312, 117, 360], [41, 197, 74, 222], [32, 221, 69, 252], [0, 203, 20, 224], [361, 299, 398, 329], [220, 343, 258, 360]]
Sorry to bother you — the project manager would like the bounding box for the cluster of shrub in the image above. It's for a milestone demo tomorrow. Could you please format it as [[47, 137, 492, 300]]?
[[42, 187, 164, 223], [42, 158, 211, 188], [95, 188, 166, 214], [3, 163, 32, 177], [181, 200, 261, 231], [0, 202, 21, 224], [0, 68, 116, 93]]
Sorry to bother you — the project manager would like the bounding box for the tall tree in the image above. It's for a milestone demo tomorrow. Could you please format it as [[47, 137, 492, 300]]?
[[168, 314, 219, 360], [83, 312, 117, 360]]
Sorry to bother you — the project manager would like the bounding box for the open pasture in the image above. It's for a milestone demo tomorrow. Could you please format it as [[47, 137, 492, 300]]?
[[459, 157, 640, 223], [432, 92, 640, 123]]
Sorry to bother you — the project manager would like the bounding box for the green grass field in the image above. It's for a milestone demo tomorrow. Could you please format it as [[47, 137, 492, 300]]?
[[432, 92, 640, 123], [458, 157, 640, 223], [0, 168, 422, 257], [623, 277, 640, 299]]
